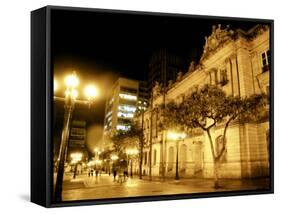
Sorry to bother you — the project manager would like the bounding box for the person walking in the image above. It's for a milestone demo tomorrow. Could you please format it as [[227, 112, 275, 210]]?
[[113, 169, 117, 181]]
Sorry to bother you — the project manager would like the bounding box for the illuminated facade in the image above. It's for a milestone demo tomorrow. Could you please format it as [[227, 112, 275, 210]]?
[[103, 78, 148, 148], [137, 24, 270, 179]]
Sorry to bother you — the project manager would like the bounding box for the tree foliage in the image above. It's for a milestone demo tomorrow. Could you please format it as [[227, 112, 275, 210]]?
[[161, 84, 267, 187], [111, 121, 146, 179]]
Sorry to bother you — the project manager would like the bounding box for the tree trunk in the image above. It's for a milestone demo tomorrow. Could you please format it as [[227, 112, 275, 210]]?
[[214, 159, 220, 189], [206, 129, 220, 188], [217, 117, 233, 161]]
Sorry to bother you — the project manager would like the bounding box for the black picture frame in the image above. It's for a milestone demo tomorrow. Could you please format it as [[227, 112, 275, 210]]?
[[31, 5, 274, 208]]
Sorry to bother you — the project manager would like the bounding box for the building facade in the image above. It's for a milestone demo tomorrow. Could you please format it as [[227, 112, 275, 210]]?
[[137, 24, 270, 179], [103, 77, 148, 149]]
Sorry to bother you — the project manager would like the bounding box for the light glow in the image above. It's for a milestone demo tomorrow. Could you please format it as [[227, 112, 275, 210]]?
[[65, 88, 78, 99], [70, 152, 83, 163], [65, 72, 79, 88], [54, 79, 58, 92], [126, 148, 139, 155], [84, 85, 98, 99], [167, 131, 186, 141], [111, 155, 119, 161]]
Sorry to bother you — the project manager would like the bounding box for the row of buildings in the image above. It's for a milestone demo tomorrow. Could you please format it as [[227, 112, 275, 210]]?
[[104, 24, 270, 179]]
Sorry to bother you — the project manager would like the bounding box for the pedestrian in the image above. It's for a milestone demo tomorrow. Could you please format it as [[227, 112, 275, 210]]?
[[124, 170, 128, 181], [113, 169, 117, 181], [91, 169, 94, 177]]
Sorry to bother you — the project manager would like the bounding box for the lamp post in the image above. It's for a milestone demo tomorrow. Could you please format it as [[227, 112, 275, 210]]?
[[54, 71, 98, 202], [167, 131, 186, 180]]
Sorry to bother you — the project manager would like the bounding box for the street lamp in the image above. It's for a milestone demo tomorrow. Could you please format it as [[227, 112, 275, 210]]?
[[84, 85, 98, 107], [54, 71, 98, 202], [126, 148, 139, 177], [167, 131, 186, 180]]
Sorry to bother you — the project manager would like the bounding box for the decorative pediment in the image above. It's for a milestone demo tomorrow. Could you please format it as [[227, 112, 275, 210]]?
[[201, 24, 235, 61]]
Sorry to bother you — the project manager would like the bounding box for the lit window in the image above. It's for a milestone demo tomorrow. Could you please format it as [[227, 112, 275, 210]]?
[[118, 105, 136, 112], [116, 124, 131, 131], [119, 93, 137, 101], [106, 116, 112, 122], [105, 111, 112, 118], [117, 111, 134, 118]]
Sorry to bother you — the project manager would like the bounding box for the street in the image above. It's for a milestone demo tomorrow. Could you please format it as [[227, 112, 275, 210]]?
[[59, 173, 270, 201]]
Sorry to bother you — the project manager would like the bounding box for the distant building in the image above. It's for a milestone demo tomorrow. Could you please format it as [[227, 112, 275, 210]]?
[[103, 77, 148, 148], [136, 24, 270, 179], [148, 49, 185, 94], [67, 120, 88, 162]]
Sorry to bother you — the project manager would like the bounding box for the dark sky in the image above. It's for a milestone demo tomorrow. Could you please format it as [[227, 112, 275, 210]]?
[[51, 8, 260, 149]]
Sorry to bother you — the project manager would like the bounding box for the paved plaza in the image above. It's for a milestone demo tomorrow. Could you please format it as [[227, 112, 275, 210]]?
[[57, 173, 270, 201]]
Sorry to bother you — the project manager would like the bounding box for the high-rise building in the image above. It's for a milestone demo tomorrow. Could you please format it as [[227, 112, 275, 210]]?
[[103, 78, 148, 148], [148, 49, 185, 93]]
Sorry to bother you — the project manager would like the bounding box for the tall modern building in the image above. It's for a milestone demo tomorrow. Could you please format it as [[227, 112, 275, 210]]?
[[148, 49, 185, 93], [103, 77, 148, 148]]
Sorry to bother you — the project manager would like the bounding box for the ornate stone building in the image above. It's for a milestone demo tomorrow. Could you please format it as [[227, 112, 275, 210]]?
[[136, 24, 270, 179]]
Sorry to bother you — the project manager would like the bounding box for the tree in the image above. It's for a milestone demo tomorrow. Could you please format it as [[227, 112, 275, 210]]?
[[163, 84, 267, 188], [111, 121, 146, 179]]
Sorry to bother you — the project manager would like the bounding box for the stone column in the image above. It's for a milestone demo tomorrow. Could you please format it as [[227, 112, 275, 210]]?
[[229, 53, 240, 97]]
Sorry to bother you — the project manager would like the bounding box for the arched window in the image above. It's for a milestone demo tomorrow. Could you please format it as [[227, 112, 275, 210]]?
[[216, 135, 227, 162]]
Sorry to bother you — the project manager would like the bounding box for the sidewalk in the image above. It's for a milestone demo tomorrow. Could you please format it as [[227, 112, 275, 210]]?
[[140, 175, 270, 191], [62, 172, 143, 190]]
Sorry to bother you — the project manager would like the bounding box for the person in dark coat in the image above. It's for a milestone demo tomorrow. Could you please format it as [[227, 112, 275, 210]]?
[[113, 169, 117, 181]]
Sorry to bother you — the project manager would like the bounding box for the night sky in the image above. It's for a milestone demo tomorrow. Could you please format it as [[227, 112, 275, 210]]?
[[51, 8, 260, 150]]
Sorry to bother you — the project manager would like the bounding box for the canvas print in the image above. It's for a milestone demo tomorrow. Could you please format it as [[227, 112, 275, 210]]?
[[51, 8, 272, 203]]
